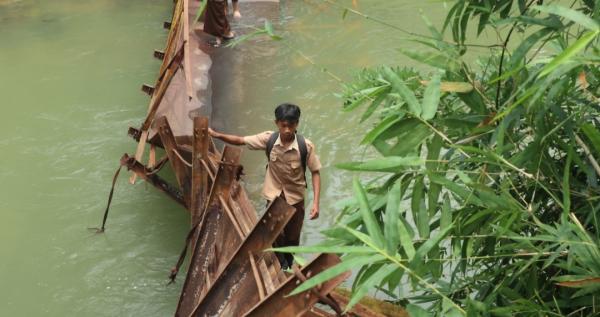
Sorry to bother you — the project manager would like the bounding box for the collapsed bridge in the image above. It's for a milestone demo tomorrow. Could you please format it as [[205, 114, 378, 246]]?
[[115, 0, 391, 316]]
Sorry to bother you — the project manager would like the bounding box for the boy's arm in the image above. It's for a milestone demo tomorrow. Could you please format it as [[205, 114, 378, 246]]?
[[309, 170, 321, 219], [208, 128, 245, 146]]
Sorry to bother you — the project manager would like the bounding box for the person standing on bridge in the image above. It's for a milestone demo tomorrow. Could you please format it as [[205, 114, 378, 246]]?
[[208, 103, 321, 269], [229, 0, 242, 19], [203, 0, 236, 46]]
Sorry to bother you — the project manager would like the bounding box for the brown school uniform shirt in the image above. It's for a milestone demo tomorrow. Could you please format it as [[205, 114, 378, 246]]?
[[244, 131, 322, 205]]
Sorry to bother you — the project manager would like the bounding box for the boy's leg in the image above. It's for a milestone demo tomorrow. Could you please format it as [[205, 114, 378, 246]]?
[[272, 199, 305, 268], [232, 0, 241, 19], [280, 201, 305, 267]]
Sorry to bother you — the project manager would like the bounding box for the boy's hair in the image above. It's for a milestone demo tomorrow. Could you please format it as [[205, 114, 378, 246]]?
[[274, 103, 301, 123]]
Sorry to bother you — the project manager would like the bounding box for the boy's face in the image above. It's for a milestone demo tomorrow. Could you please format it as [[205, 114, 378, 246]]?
[[274, 120, 298, 141]]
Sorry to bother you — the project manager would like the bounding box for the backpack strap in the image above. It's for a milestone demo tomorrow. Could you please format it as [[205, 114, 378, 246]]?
[[265, 131, 279, 160], [296, 134, 308, 175], [265, 132, 309, 187]]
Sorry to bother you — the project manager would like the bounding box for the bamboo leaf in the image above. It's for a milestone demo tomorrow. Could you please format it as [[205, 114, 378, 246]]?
[[343, 85, 389, 112], [360, 87, 389, 123], [398, 215, 416, 260], [353, 177, 386, 248], [437, 81, 473, 93], [270, 245, 376, 254], [345, 264, 398, 312], [399, 48, 461, 72], [411, 176, 425, 235], [563, 146, 573, 214], [556, 277, 600, 288], [581, 124, 600, 155], [336, 156, 424, 172], [417, 199, 430, 239], [410, 226, 452, 267], [406, 304, 431, 317], [384, 182, 402, 255], [289, 254, 386, 295], [510, 27, 553, 67], [532, 5, 600, 31], [421, 73, 441, 120], [539, 30, 599, 77], [264, 20, 275, 36], [361, 114, 402, 145], [383, 67, 422, 116], [442, 82, 472, 93], [440, 194, 452, 230]]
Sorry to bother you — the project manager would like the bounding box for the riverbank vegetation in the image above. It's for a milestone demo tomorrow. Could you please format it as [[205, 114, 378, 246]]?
[[276, 0, 600, 315]]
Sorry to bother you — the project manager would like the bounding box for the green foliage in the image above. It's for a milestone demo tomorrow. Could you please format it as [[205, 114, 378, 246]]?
[[281, 0, 600, 315]]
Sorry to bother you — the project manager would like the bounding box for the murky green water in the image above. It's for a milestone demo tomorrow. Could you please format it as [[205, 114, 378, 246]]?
[[1, 0, 451, 315]]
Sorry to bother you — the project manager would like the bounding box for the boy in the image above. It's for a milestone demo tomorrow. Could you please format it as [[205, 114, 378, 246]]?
[[208, 103, 321, 268]]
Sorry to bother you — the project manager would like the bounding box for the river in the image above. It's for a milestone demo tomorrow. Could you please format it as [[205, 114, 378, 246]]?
[[0, 0, 446, 315]]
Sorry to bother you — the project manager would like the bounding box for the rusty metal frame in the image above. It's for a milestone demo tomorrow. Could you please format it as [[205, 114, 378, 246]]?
[[156, 116, 191, 204], [243, 254, 349, 317], [189, 197, 296, 317], [120, 154, 185, 208], [190, 116, 210, 226], [175, 145, 243, 317]]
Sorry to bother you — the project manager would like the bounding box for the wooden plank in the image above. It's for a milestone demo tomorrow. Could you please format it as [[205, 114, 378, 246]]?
[[190, 197, 296, 317], [243, 254, 349, 317], [156, 116, 191, 204], [191, 116, 209, 226]]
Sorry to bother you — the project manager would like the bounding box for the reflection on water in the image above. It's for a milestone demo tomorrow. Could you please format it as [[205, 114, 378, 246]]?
[[1, 0, 449, 315]]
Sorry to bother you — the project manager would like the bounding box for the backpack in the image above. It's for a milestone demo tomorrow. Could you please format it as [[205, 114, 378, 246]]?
[[265, 132, 308, 186]]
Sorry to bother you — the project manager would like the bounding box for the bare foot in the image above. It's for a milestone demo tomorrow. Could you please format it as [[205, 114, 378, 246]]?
[[223, 31, 235, 40], [233, 10, 242, 19]]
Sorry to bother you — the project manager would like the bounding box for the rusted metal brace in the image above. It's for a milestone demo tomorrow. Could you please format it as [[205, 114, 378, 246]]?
[[291, 264, 344, 316], [145, 156, 169, 176], [200, 158, 215, 180], [89, 159, 127, 233], [171, 148, 192, 167], [168, 224, 198, 284]]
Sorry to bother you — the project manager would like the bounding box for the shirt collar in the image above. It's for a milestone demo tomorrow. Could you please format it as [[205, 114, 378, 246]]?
[[274, 133, 299, 151]]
